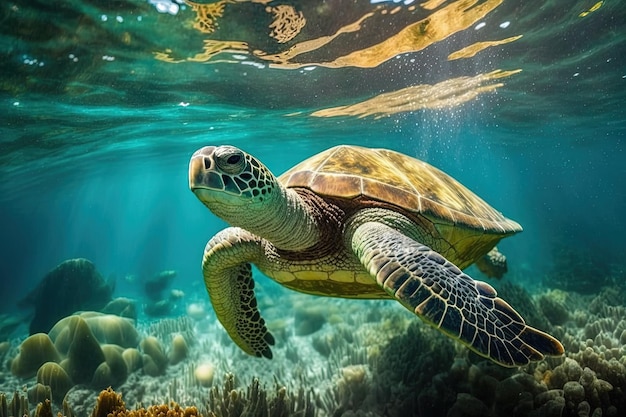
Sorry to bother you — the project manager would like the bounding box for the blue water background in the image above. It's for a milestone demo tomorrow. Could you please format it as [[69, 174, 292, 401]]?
[[0, 0, 625, 313]]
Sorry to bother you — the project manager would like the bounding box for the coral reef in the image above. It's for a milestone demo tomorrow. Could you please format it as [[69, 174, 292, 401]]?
[[1, 378, 315, 417], [386, 285, 626, 417], [368, 320, 459, 416], [101, 298, 138, 321], [170, 334, 190, 365], [194, 362, 215, 388], [204, 374, 316, 417], [294, 305, 327, 336], [10, 333, 61, 378], [91, 387, 201, 417], [144, 270, 177, 301], [141, 336, 168, 377], [36, 362, 72, 403], [186, 303, 207, 321], [0, 391, 31, 417], [0, 342, 9, 358], [10, 312, 142, 403], [1, 279, 625, 417], [50, 312, 139, 352], [19, 258, 114, 334], [143, 270, 186, 317], [148, 316, 196, 347], [27, 384, 52, 410], [540, 288, 626, 415], [537, 290, 571, 326]]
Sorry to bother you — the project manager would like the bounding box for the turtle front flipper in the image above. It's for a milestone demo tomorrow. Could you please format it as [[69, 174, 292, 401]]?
[[349, 221, 564, 367], [202, 227, 275, 359]]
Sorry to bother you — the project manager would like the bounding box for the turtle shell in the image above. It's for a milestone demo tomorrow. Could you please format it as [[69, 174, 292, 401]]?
[[278, 145, 521, 267]]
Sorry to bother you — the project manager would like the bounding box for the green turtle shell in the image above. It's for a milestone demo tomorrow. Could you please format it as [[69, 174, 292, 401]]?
[[278, 145, 522, 269]]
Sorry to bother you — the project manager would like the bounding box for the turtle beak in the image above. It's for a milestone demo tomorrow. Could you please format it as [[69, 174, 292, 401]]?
[[189, 146, 223, 192]]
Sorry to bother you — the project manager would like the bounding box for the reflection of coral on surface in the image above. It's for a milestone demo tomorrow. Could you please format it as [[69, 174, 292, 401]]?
[[260, 0, 504, 70], [266, 5, 306, 43], [311, 70, 522, 119], [185, 0, 226, 34], [163, 0, 509, 74], [448, 36, 523, 61]]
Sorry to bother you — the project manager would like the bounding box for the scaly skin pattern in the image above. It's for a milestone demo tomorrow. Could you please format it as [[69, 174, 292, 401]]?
[[201, 227, 275, 358], [189, 145, 320, 251], [346, 216, 564, 366]]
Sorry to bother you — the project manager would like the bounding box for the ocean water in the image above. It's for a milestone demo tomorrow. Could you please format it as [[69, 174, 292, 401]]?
[[1, 0, 625, 416]]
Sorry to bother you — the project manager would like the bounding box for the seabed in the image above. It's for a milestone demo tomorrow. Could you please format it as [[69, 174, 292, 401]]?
[[1, 261, 625, 417]]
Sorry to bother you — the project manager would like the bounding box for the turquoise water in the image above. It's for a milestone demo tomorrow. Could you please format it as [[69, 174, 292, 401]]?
[[1, 0, 625, 416]]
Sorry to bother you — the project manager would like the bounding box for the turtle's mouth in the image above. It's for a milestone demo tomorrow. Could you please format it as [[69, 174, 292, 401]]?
[[191, 187, 218, 202], [189, 153, 250, 197], [191, 187, 251, 209]]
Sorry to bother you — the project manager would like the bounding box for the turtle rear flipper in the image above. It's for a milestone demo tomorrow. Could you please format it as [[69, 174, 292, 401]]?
[[202, 228, 275, 359], [350, 220, 564, 367], [475, 246, 508, 279]]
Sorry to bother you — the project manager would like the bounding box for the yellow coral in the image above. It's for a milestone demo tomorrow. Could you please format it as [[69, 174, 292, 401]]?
[[11, 333, 61, 378], [50, 312, 138, 354], [168, 334, 189, 365], [91, 388, 200, 417], [140, 336, 167, 376], [36, 362, 72, 403]]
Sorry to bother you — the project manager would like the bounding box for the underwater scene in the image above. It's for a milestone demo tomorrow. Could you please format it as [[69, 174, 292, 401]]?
[[1, 0, 625, 416]]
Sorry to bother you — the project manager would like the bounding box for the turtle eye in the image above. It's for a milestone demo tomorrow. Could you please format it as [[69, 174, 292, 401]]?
[[227, 154, 241, 164], [215, 146, 246, 174]]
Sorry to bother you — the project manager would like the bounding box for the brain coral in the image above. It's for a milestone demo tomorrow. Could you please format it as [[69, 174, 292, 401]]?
[[10, 311, 144, 402], [10, 333, 62, 378], [49, 312, 139, 353]]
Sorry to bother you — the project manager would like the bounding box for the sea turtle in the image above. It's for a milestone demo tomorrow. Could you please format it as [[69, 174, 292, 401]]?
[[188, 145, 564, 367]]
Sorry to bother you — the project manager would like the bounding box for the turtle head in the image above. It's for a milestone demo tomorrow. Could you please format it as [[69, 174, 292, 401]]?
[[189, 145, 278, 217], [190, 145, 321, 250]]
